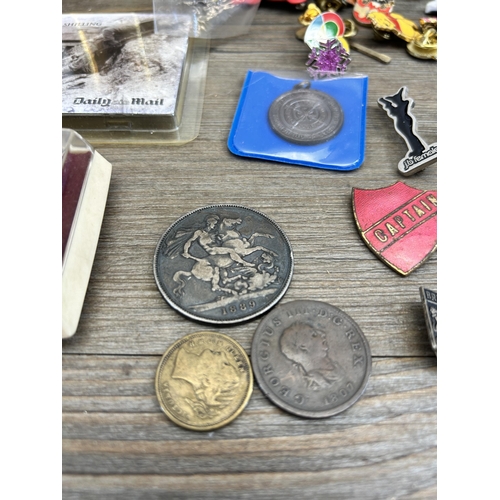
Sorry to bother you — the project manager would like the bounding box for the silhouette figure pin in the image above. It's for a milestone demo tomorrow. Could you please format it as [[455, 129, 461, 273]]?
[[378, 87, 437, 176]]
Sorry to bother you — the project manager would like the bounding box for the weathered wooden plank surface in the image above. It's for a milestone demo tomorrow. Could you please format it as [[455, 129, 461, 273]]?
[[63, 355, 435, 497], [62, 0, 437, 497]]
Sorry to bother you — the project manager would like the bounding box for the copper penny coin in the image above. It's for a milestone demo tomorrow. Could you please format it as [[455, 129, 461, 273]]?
[[251, 300, 371, 418]]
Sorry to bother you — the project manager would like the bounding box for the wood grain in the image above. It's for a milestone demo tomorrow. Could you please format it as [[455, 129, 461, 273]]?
[[62, 0, 437, 497]]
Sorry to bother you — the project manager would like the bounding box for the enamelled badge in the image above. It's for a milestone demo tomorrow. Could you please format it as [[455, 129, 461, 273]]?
[[420, 287, 437, 354], [378, 87, 437, 176], [352, 181, 437, 276]]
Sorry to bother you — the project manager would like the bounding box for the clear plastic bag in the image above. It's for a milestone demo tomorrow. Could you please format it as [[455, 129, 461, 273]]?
[[153, 0, 261, 39], [228, 70, 369, 171]]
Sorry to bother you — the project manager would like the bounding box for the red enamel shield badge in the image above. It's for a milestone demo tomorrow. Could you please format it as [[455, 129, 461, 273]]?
[[352, 182, 437, 276]]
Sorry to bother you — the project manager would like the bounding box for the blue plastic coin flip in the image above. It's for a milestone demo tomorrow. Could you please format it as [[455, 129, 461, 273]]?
[[228, 70, 368, 171]]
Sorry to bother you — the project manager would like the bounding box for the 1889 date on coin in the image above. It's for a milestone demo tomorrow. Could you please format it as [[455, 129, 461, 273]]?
[[251, 300, 371, 418], [153, 205, 294, 324]]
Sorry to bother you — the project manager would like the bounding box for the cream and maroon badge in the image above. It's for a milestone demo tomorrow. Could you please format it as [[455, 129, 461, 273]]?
[[352, 181, 437, 276]]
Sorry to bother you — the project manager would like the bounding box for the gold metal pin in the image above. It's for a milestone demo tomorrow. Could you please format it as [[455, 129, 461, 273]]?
[[350, 42, 392, 63]]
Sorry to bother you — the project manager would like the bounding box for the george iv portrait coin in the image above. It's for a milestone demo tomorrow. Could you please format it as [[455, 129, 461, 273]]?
[[155, 331, 253, 431], [251, 300, 371, 418], [268, 82, 344, 145], [153, 205, 294, 324]]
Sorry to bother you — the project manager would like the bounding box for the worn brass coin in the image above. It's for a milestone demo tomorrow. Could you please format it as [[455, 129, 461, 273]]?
[[268, 82, 343, 145], [154, 204, 293, 324], [155, 331, 253, 431], [251, 300, 371, 418]]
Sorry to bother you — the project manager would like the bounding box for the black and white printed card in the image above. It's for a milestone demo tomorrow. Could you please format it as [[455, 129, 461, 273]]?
[[62, 13, 191, 131]]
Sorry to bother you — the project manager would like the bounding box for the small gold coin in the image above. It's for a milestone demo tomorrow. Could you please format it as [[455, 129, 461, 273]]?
[[155, 331, 253, 431]]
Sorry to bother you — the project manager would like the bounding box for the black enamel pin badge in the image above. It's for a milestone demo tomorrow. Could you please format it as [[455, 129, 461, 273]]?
[[378, 87, 437, 176]]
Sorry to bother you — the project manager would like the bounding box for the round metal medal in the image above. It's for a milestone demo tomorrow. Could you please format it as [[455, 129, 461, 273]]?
[[153, 205, 294, 324], [268, 82, 343, 145], [251, 300, 371, 418], [156, 331, 253, 431]]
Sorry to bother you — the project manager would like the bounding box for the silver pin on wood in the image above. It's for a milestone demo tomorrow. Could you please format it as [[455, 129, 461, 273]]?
[[420, 287, 437, 355]]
